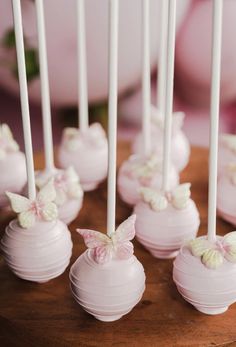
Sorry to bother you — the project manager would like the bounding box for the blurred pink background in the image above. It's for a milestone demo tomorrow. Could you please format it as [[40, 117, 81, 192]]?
[[1, 0, 236, 151]]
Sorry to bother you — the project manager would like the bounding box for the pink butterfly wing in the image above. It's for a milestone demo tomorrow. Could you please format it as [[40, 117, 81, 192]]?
[[113, 215, 136, 243], [115, 241, 134, 260], [92, 245, 113, 264], [77, 229, 110, 249]]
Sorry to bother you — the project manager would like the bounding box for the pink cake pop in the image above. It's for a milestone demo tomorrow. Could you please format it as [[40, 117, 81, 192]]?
[[117, 153, 179, 205], [0, 124, 27, 209], [134, 184, 200, 258], [1, 180, 72, 283], [218, 134, 236, 177], [58, 123, 108, 191], [173, 234, 236, 314], [217, 163, 236, 225], [32, 0, 84, 225], [132, 106, 190, 172], [35, 167, 83, 225], [173, 0, 236, 315], [70, 215, 145, 322], [58, 0, 108, 191]]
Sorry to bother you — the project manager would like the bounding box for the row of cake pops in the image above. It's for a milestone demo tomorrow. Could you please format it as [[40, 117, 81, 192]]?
[[1, 0, 236, 321]]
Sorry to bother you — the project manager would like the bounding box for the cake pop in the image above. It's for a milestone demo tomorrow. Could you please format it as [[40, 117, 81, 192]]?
[[217, 163, 236, 225], [70, 215, 145, 321], [173, 0, 236, 315], [58, 123, 108, 191], [32, 0, 83, 225], [1, 180, 72, 283], [132, 106, 190, 172], [118, 153, 179, 205], [35, 167, 83, 225], [0, 124, 27, 209], [118, 1, 179, 206], [70, 0, 145, 321], [58, 0, 108, 191], [134, 184, 200, 258], [218, 134, 236, 176]]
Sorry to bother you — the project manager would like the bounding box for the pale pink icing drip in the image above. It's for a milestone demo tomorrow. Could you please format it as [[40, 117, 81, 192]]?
[[132, 128, 190, 172], [1, 219, 72, 283], [0, 152, 27, 208], [134, 200, 200, 258], [118, 156, 179, 206], [69, 250, 145, 321], [217, 173, 236, 226], [173, 239, 236, 314]]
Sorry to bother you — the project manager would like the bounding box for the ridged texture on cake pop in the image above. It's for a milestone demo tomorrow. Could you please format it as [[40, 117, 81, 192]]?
[[134, 196, 200, 258], [118, 154, 179, 205], [1, 219, 72, 283], [173, 237, 236, 315], [58, 123, 108, 191], [70, 250, 145, 322]]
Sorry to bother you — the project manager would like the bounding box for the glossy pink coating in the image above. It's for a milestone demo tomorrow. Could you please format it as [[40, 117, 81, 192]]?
[[117, 155, 179, 206], [1, 219, 72, 283], [134, 200, 200, 259], [217, 174, 236, 226], [58, 124, 108, 191], [0, 152, 27, 209], [173, 238, 236, 315], [69, 249, 146, 322], [35, 169, 83, 225], [132, 128, 190, 172]]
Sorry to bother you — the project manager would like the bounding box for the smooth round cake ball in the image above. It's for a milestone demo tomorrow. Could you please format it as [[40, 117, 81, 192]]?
[[173, 236, 236, 315], [0, 152, 27, 209], [217, 168, 236, 226], [134, 184, 200, 258], [132, 109, 190, 172], [58, 123, 108, 191], [35, 167, 84, 225], [218, 134, 236, 177], [70, 250, 145, 322], [1, 219, 72, 283], [118, 154, 179, 205]]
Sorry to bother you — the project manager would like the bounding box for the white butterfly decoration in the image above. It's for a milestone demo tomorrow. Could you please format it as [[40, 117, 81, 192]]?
[[151, 106, 185, 134], [220, 134, 236, 153], [78, 215, 136, 264], [0, 124, 19, 159], [139, 183, 191, 211], [6, 180, 58, 229], [36, 167, 83, 207], [189, 232, 236, 269], [62, 123, 107, 152], [126, 154, 162, 184]]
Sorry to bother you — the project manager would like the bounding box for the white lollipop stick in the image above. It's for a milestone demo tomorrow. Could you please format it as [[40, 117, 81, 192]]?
[[35, 0, 54, 172], [157, 0, 169, 114], [77, 0, 89, 131], [207, 0, 223, 243], [12, 0, 36, 201], [162, 0, 176, 192], [142, 0, 151, 156], [107, 0, 119, 237]]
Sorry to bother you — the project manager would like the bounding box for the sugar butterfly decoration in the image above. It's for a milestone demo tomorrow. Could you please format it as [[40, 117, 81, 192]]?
[[6, 180, 58, 228], [151, 106, 185, 134], [0, 124, 19, 159], [36, 166, 83, 206], [189, 232, 236, 269], [62, 123, 106, 152], [220, 134, 236, 153], [139, 183, 191, 211], [78, 215, 136, 264]]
